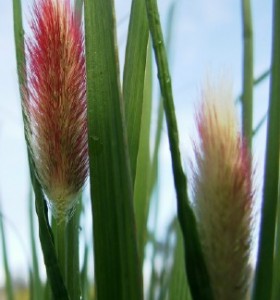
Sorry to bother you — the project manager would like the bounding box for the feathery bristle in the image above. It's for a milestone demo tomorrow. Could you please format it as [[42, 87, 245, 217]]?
[[23, 0, 88, 219], [192, 81, 254, 300]]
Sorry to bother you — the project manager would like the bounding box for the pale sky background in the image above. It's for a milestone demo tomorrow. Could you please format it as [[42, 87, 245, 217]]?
[[0, 0, 273, 289]]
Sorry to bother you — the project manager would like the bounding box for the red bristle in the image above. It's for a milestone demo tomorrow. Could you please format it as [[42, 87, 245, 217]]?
[[23, 0, 88, 218]]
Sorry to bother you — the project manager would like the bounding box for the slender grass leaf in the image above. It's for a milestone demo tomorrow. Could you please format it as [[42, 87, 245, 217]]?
[[84, 1, 143, 299], [134, 42, 153, 264], [253, 0, 280, 298], [241, 0, 254, 150], [145, 0, 214, 298], [123, 0, 149, 183]]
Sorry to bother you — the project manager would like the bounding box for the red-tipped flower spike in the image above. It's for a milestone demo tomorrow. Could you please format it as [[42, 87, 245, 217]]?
[[192, 81, 254, 300], [23, 0, 88, 219]]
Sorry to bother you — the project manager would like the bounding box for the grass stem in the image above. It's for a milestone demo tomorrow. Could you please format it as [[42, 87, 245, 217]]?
[[241, 0, 254, 150], [145, 0, 213, 298]]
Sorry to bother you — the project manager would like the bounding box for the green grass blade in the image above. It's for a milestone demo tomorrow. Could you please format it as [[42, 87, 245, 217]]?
[[13, 1, 69, 298], [84, 1, 143, 299], [123, 0, 149, 183], [241, 0, 254, 150], [145, 0, 214, 298], [0, 205, 14, 300], [253, 0, 280, 298], [28, 186, 42, 300], [134, 42, 153, 264]]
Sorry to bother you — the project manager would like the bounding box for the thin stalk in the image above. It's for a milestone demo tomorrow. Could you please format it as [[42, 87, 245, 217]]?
[[55, 219, 67, 283], [253, 0, 280, 298], [0, 206, 14, 300], [241, 0, 254, 150], [149, 0, 175, 194], [29, 186, 42, 300], [145, 0, 213, 299], [66, 200, 82, 300]]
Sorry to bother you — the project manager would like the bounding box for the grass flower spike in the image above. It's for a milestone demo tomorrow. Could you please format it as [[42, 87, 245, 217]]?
[[192, 81, 254, 300], [23, 0, 88, 219]]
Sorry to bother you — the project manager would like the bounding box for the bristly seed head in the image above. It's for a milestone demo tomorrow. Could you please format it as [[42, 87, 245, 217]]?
[[192, 80, 254, 300], [23, 0, 88, 219]]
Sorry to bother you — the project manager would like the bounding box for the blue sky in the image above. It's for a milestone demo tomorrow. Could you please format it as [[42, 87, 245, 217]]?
[[0, 0, 273, 287]]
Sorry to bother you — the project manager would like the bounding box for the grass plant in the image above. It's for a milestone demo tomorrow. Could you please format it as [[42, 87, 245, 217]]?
[[0, 0, 278, 299]]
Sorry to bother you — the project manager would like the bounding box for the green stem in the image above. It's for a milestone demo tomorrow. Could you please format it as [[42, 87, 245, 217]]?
[[55, 219, 67, 283], [253, 0, 280, 298], [145, 0, 213, 299], [29, 186, 42, 300], [0, 207, 14, 300], [66, 201, 81, 300], [241, 0, 254, 150]]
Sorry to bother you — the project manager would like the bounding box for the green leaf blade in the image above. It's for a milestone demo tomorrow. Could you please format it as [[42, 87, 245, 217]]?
[[84, 1, 143, 299], [123, 0, 149, 183]]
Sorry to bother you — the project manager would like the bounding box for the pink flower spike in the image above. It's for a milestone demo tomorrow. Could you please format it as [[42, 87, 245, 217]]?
[[23, 0, 88, 219], [192, 81, 254, 300]]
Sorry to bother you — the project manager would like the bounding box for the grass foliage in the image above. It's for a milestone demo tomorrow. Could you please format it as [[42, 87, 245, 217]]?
[[0, 0, 278, 299]]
